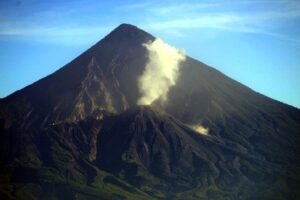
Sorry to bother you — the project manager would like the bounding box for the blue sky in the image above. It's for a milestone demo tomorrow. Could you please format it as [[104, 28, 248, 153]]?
[[0, 0, 300, 108]]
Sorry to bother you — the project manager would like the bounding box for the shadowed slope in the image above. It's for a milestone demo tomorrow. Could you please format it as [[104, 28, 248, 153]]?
[[0, 24, 299, 200]]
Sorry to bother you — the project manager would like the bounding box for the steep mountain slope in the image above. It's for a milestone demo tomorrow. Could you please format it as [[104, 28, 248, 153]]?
[[0, 24, 299, 200], [0, 24, 152, 126], [167, 57, 300, 172], [95, 106, 300, 200]]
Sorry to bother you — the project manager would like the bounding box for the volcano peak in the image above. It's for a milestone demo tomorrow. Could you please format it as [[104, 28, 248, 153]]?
[[0, 24, 300, 200]]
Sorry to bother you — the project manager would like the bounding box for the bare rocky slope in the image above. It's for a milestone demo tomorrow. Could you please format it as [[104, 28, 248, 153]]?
[[0, 24, 299, 200]]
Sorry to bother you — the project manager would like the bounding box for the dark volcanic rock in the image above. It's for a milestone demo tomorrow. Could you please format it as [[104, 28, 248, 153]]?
[[0, 24, 300, 200]]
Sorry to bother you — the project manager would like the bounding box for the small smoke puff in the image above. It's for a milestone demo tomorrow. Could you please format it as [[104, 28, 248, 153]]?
[[137, 38, 186, 105], [191, 125, 209, 136]]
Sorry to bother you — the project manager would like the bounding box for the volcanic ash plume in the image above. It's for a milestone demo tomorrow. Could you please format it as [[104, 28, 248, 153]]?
[[137, 38, 186, 105]]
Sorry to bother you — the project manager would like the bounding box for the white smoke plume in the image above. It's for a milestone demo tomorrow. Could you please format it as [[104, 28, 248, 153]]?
[[137, 38, 186, 105], [191, 124, 209, 136]]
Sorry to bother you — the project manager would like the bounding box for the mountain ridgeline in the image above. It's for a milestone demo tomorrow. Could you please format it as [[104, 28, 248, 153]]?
[[0, 24, 299, 200]]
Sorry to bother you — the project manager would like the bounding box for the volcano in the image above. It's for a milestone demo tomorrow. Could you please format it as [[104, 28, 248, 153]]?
[[0, 24, 299, 200]]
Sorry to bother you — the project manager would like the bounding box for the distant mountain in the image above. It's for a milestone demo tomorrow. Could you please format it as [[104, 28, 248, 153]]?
[[0, 24, 299, 200]]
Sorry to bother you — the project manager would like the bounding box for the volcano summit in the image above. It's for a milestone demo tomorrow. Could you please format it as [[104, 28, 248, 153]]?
[[0, 24, 299, 200]]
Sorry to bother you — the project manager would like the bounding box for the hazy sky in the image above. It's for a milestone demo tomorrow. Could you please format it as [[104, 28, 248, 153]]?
[[0, 0, 299, 108]]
